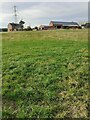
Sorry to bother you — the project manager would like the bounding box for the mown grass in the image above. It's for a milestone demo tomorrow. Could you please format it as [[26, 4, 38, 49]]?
[[2, 29, 89, 118]]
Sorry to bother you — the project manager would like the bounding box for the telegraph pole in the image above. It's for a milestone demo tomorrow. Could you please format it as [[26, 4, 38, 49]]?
[[14, 5, 17, 23]]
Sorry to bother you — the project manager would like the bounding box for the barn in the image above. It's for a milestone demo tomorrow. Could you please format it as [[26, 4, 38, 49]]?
[[8, 20, 25, 32], [39, 25, 55, 30], [49, 21, 80, 29], [81, 23, 90, 28]]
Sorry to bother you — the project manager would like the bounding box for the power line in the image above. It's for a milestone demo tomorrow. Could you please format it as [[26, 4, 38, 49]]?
[[13, 5, 31, 27], [17, 10, 32, 27]]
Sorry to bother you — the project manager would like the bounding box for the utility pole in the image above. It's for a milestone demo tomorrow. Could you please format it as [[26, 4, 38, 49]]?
[[14, 5, 17, 23]]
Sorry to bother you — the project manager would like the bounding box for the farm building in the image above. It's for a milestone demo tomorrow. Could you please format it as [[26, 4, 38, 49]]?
[[49, 21, 81, 29], [39, 25, 55, 30], [81, 23, 90, 28], [8, 20, 25, 32]]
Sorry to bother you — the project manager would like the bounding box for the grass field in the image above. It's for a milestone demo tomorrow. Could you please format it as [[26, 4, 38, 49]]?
[[2, 29, 89, 118]]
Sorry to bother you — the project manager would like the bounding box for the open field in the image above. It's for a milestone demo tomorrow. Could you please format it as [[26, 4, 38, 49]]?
[[2, 29, 89, 118]]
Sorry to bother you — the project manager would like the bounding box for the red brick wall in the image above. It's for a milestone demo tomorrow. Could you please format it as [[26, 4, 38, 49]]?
[[8, 24, 13, 32], [49, 22, 54, 26]]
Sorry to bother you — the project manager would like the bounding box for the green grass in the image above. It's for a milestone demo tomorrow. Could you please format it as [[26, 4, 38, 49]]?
[[2, 29, 89, 118]]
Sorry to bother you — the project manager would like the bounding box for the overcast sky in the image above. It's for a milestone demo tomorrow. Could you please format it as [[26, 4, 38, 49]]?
[[0, 1, 88, 28]]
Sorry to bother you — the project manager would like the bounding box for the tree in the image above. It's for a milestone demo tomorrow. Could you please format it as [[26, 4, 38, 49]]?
[[26, 26, 32, 31]]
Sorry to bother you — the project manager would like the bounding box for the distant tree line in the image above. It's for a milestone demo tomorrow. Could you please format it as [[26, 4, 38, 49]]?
[[24, 26, 38, 31]]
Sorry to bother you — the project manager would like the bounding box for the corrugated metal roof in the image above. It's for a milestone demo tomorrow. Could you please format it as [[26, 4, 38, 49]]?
[[9, 23, 23, 28], [51, 21, 79, 26], [9, 23, 20, 26], [9, 23, 17, 25]]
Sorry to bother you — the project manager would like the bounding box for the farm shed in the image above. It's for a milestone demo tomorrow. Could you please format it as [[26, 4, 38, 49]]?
[[39, 25, 55, 30], [49, 21, 80, 29], [8, 20, 25, 32], [81, 23, 90, 28]]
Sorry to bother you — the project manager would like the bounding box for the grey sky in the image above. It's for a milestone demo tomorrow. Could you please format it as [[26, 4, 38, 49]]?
[[0, 2, 88, 28]]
